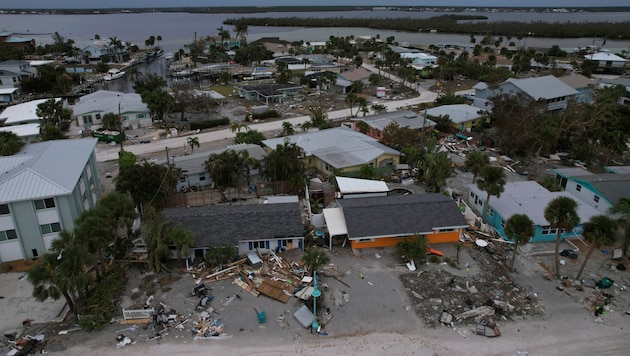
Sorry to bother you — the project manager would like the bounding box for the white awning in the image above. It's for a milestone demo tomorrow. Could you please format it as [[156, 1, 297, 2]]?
[[336, 176, 389, 194], [323, 207, 348, 237]]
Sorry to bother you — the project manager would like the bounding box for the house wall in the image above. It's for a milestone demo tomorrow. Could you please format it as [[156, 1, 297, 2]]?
[[177, 171, 211, 192], [563, 179, 613, 215], [237, 237, 304, 257], [11, 200, 45, 259], [349, 230, 462, 249]]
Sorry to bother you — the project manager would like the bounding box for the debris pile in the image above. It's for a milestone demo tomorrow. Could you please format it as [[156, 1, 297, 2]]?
[[400, 247, 546, 328]]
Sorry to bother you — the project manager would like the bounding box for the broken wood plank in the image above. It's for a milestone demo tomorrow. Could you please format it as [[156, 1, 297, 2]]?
[[334, 276, 351, 289], [234, 278, 260, 297], [205, 265, 238, 279], [120, 318, 150, 325], [226, 258, 248, 267]]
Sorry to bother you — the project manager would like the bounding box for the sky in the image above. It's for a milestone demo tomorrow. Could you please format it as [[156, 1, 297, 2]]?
[[3, 1, 629, 9]]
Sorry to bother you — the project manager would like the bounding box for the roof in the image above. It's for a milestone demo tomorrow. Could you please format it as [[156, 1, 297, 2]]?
[[323, 207, 348, 236], [0, 123, 40, 137], [501, 75, 578, 100], [604, 166, 630, 174], [586, 51, 627, 62], [238, 83, 301, 97], [262, 127, 400, 170], [72, 90, 148, 116], [552, 167, 594, 178], [338, 67, 371, 82], [336, 176, 389, 194], [167, 143, 266, 175], [357, 110, 436, 130], [0, 138, 98, 202], [425, 104, 485, 124], [0, 98, 61, 125], [468, 181, 600, 226], [558, 74, 596, 89], [162, 202, 304, 247], [571, 174, 630, 206], [388, 45, 422, 54], [337, 194, 467, 239], [0, 87, 18, 94]]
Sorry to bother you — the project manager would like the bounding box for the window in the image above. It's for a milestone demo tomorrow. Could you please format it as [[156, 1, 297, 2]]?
[[438, 228, 455, 232], [542, 226, 559, 235], [488, 209, 494, 217], [500, 219, 506, 229], [252, 241, 265, 249], [137, 113, 146, 119], [95, 113, 101, 120], [83, 115, 93, 124], [0, 204, 9, 215], [593, 195, 600, 203], [357, 238, 374, 242], [40, 223, 61, 235], [576, 184, 582, 192], [34, 198, 55, 210], [199, 174, 206, 181], [0, 229, 17, 241]]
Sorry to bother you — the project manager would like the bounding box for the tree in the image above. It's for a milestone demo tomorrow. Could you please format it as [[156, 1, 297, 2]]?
[[345, 92, 359, 117], [217, 26, 231, 49], [281, 121, 295, 136], [115, 160, 178, 213], [370, 104, 387, 114], [420, 141, 455, 193], [504, 214, 535, 271], [275, 61, 292, 83], [97, 192, 137, 258], [350, 80, 364, 94], [262, 141, 306, 192], [234, 21, 248, 45], [156, 35, 162, 46], [168, 224, 195, 267], [205, 150, 243, 190], [576, 215, 618, 280], [477, 166, 506, 223], [108, 36, 123, 63], [118, 150, 137, 170], [205, 246, 237, 267], [301, 57, 310, 70], [381, 122, 418, 150], [0, 131, 25, 156], [611, 198, 630, 256], [396, 234, 428, 264], [544, 196, 580, 278], [369, 73, 381, 87], [465, 150, 490, 184], [27, 230, 94, 314], [302, 248, 330, 276], [235, 130, 265, 145], [352, 55, 363, 68], [358, 164, 375, 179], [36, 98, 66, 140], [309, 105, 328, 127], [187, 136, 200, 154], [142, 89, 175, 121], [101, 112, 120, 131], [143, 206, 172, 272], [75, 207, 116, 280]]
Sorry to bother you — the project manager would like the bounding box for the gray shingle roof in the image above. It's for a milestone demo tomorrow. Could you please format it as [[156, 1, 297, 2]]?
[[573, 174, 630, 206], [0, 138, 98, 202], [337, 194, 467, 239], [162, 202, 304, 248], [425, 104, 485, 124], [358, 110, 437, 130]]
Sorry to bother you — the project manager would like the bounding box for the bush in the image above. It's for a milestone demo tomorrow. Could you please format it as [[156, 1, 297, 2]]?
[[252, 109, 280, 120], [190, 117, 229, 131], [429, 255, 441, 264]]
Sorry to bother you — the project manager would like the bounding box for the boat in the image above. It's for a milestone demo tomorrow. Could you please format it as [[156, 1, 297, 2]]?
[[103, 68, 126, 81]]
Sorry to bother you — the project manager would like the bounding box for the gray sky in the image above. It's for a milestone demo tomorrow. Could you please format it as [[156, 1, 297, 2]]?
[[4, 1, 629, 9]]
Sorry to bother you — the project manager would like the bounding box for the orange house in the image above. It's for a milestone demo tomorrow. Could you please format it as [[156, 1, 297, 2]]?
[[326, 194, 467, 250]]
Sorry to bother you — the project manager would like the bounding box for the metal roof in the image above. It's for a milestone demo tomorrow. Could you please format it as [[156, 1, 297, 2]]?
[[262, 127, 400, 169], [167, 143, 266, 175], [552, 167, 593, 178], [0, 87, 18, 94], [425, 104, 485, 124], [0, 98, 61, 125], [72, 90, 148, 116], [357, 110, 436, 130], [604, 166, 630, 174], [336, 176, 389, 194], [502, 75, 578, 100], [468, 181, 600, 226], [0, 123, 40, 138], [586, 51, 627, 62], [0, 138, 98, 202]]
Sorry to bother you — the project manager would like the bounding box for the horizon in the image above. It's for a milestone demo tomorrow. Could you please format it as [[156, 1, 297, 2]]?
[[2, 1, 629, 9]]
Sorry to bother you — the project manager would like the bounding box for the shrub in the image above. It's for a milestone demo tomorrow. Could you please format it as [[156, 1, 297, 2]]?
[[429, 255, 441, 264], [190, 117, 229, 130], [252, 109, 280, 120]]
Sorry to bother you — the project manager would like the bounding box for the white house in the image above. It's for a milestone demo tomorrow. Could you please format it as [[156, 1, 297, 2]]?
[[72, 90, 152, 129], [0, 98, 62, 126], [585, 51, 627, 74], [0, 138, 101, 261]]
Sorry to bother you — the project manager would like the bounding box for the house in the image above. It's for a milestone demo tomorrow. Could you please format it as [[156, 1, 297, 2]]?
[[262, 126, 402, 175], [333, 67, 372, 94], [162, 200, 304, 259], [323, 194, 467, 250], [81, 40, 129, 63], [352, 110, 436, 141], [467, 181, 600, 243], [557, 74, 596, 103], [0, 32, 35, 49], [0, 98, 63, 126], [0, 138, 101, 261], [471, 55, 513, 71], [236, 83, 302, 105], [335, 176, 389, 199], [585, 51, 627, 74], [0, 123, 40, 143], [0, 60, 37, 89], [425, 104, 487, 132], [0, 87, 19, 105], [474, 75, 578, 114], [553, 167, 630, 216], [604, 166, 630, 174], [72, 90, 152, 129], [595, 76, 630, 93], [166, 143, 266, 192]]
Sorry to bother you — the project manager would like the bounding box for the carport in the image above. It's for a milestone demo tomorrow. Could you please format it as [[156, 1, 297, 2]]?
[[323, 207, 348, 250]]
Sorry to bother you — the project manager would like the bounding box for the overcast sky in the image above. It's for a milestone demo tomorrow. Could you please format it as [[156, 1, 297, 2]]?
[[4, 1, 629, 9]]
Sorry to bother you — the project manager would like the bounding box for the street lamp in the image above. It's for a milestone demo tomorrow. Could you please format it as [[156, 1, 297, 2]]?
[[312, 271, 321, 333]]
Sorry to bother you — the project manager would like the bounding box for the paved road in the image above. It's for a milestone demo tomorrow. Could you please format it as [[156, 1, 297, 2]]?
[[95, 65, 438, 162]]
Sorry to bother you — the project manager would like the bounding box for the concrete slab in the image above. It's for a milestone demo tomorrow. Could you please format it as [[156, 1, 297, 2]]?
[[0, 272, 68, 336]]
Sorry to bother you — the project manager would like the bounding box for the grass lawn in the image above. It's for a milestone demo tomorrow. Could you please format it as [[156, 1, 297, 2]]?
[[204, 85, 236, 97]]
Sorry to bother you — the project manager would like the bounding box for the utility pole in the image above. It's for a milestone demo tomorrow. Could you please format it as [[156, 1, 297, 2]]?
[[118, 101, 124, 151]]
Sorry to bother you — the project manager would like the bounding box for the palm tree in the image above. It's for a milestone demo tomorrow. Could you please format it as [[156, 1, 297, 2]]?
[[108, 36, 123, 63], [156, 35, 162, 47], [610, 198, 630, 256], [476, 166, 506, 223], [302, 249, 330, 276], [217, 26, 231, 49], [465, 150, 490, 183], [576, 215, 618, 280], [75, 207, 116, 280], [187, 136, 200, 154], [345, 92, 359, 117], [544, 196, 580, 278], [168, 224, 195, 267], [234, 21, 248, 45], [230, 122, 249, 133], [504, 214, 535, 271], [301, 57, 310, 70], [281, 121, 294, 136]]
